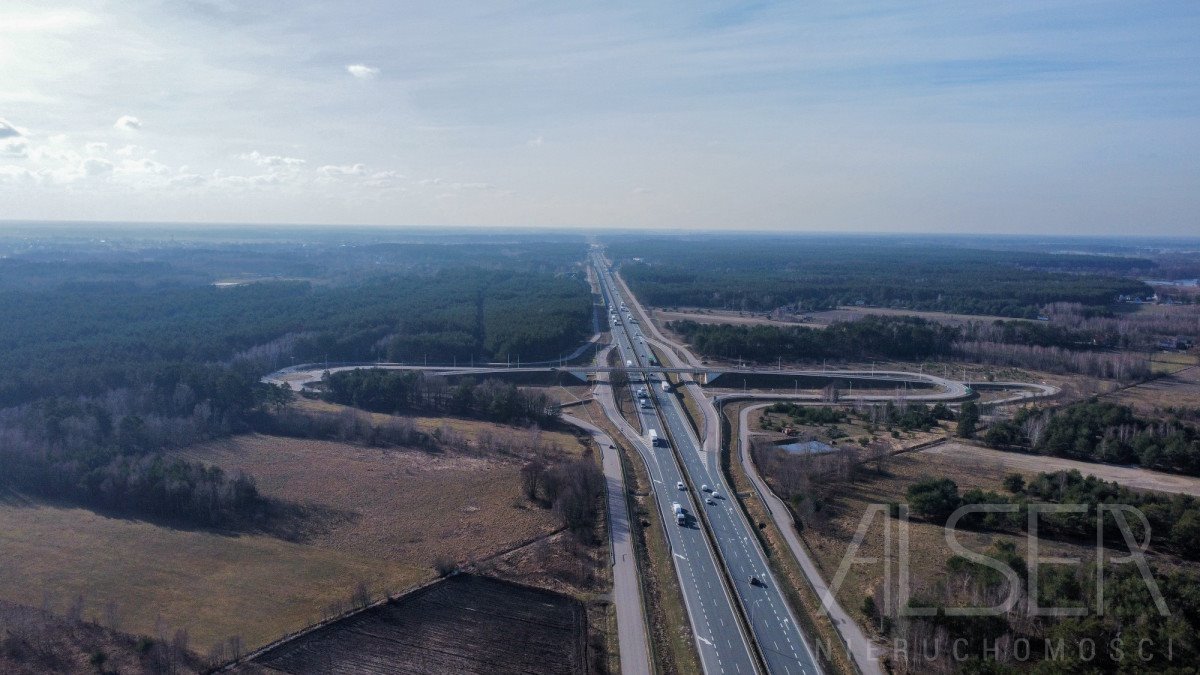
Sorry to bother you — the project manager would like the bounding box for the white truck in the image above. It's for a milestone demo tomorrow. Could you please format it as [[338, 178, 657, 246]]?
[[672, 502, 686, 525], [625, 359, 633, 368], [648, 428, 669, 448], [661, 380, 672, 392]]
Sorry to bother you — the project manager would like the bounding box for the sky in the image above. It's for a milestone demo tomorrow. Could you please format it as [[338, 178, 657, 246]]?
[[1, 1, 1198, 234]]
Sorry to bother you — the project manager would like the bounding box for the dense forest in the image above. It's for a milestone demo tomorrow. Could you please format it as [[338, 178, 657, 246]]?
[[0, 234, 593, 527], [322, 369, 561, 426], [670, 316, 959, 361], [985, 401, 1200, 475], [670, 315, 1154, 380], [0, 267, 592, 408], [609, 236, 1152, 318]]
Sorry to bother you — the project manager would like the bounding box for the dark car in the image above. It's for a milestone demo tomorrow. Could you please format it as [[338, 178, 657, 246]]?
[[748, 575, 764, 587]]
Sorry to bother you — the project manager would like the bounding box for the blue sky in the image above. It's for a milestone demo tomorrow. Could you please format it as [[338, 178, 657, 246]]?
[[1, 1, 1197, 233]]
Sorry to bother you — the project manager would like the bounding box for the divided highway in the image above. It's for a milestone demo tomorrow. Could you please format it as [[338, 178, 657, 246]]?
[[595, 252, 821, 675], [597, 275, 759, 673]]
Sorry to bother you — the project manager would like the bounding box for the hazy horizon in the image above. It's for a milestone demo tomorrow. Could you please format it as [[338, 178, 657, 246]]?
[[2, 2, 1198, 235]]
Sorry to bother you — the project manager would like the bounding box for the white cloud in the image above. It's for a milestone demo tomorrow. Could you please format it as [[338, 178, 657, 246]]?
[[238, 150, 305, 167], [113, 115, 142, 132], [0, 165, 35, 184], [168, 173, 206, 188], [364, 170, 403, 188], [85, 142, 108, 155], [346, 63, 379, 80], [81, 157, 114, 176], [118, 158, 170, 175], [115, 145, 138, 157], [0, 9, 95, 33], [1, 138, 28, 158], [318, 163, 367, 177], [418, 178, 496, 191]]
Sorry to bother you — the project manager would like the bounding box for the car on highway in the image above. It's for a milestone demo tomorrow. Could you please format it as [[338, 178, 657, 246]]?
[[676, 481, 685, 490], [748, 576, 764, 587], [712, 490, 722, 499], [701, 484, 710, 492], [706, 497, 715, 505]]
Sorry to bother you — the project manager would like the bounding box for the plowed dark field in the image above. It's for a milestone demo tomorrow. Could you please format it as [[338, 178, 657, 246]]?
[[252, 575, 586, 674]]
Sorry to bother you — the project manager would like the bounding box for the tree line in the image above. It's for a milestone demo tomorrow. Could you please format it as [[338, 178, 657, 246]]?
[[612, 236, 1152, 318], [669, 316, 959, 361], [985, 401, 1200, 476], [322, 369, 561, 427], [671, 315, 1155, 382]]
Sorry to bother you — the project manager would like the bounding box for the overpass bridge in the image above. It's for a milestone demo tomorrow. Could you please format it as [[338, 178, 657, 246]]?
[[264, 361, 975, 400]]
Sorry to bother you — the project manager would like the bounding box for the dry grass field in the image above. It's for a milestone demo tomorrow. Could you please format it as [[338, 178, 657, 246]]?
[[0, 499, 421, 652], [0, 407, 591, 656], [923, 441, 1200, 497], [182, 434, 566, 565], [1107, 362, 1200, 411]]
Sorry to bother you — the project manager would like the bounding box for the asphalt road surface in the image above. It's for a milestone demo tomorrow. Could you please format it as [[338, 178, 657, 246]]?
[[596, 251, 819, 675], [560, 413, 652, 674]]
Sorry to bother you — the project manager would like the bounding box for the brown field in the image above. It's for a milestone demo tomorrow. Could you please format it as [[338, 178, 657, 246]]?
[[0, 409, 590, 655], [807, 306, 1025, 326], [653, 308, 824, 329], [1106, 363, 1200, 412], [0, 499, 421, 652], [923, 441, 1200, 497], [182, 434, 566, 564], [250, 574, 586, 675]]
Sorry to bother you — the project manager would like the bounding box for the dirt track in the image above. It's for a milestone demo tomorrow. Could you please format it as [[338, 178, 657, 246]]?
[[923, 441, 1200, 497]]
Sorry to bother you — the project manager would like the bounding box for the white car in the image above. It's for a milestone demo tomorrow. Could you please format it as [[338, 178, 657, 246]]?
[[676, 481, 685, 490], [712, 491, 722, 500], [706, 497, 715, 505], [701, 484, 710, 492]]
